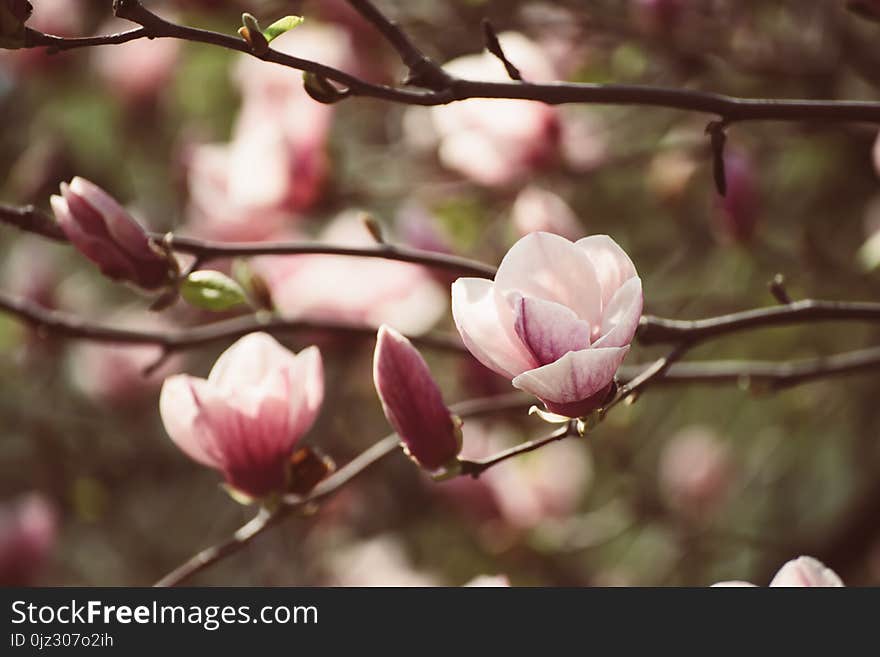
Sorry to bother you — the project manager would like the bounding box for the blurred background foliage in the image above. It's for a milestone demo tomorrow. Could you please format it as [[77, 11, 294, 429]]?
[[0, 0, 879, 586]]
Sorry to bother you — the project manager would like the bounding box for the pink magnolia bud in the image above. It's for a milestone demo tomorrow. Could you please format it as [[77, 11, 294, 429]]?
[[452, 232, 642, 418], [713, 556, 844, 587], [714, 151, 760, 244], [0, 493, 56, 586], [50, 177, 175, 289], [373, 325, 462, 471], [160, 333, 324, 500]]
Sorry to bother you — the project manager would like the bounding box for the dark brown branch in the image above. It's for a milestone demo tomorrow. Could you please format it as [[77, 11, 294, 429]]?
[[11, 1, 879, 123], [0, 204, 66, 242], [0, 203, 497, 279], [0, 290, 465, 354], [459, 421, 576, 477], [638, 300, 880, 345]]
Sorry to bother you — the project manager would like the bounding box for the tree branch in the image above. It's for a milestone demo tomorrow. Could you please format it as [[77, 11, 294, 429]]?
[[11, 1, 879, 123]]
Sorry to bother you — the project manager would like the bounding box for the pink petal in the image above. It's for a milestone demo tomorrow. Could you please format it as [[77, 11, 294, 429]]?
[[769, 556, 844, 587], [51, 193, 140, 282], [495, 232, 603, 327], [208, 332, 302, 393], [159, 375, 222, 468], [711, 581, 757, 587], [576, 235, 638, 308], [68, 177, 155, 262], [592, 277, 643, 348], [451, 277, 536, 379], [512, 346, 628, 405], [513, 295, 592, 366], [284, 345, 324, 441]]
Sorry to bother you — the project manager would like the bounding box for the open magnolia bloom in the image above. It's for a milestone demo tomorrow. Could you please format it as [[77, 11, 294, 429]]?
[[159, 333, 324, 501], [712, 556, 844, 587], [452, 232, 642, 418]]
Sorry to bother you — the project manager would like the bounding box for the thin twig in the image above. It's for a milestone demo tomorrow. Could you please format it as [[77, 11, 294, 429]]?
[[459, 421, 577, 477]]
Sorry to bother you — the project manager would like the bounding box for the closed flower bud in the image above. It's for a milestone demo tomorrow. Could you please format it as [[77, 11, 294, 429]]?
[[452, 232, 642, 418], [373, 324, 462, 472], [160, 333, 324, 501], [50, 177, 175, 290]]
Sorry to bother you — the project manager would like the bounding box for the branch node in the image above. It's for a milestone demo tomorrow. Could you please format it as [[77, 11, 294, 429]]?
[[705, 120, 729, 197], [481, 19, 523, 81], [769, 274, 793, 305]]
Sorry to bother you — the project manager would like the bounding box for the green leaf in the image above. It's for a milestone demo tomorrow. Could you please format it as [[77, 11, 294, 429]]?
[[180, 270, 248, 312], [263, 15, 304, 43]]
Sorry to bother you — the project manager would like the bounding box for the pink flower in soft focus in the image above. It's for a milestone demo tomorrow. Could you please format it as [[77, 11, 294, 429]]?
[[443, 421, 592, 530], [713, 556, 844, 587], [183, 24, 355, 240], [395, 202, 453, 255], [50, 177, 175, 289], [633, 0, 685, 33], [3, 236, 60, 309], [511, 186, 583, 241], [428, 32, 561, 187], [452, 232, 642, 417], [658, 426, 734, 519], [325, 535, 441, 587], [69, 312, 183, 404], [92, 18, 180, 105], [159, 333, 324, 500], [873, 132, 880, 177], [255, 212, 446, 335], [465, 574, 511, 587], [373, 325, 462, 471], [714, 150, 761, 244], [0, 493, 57, 586]]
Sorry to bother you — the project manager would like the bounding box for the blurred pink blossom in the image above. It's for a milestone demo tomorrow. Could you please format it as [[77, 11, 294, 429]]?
[[713, 556, 844, 587], [184, 24, 355, 240], [714, 150, 761, 244], [452, 232, 642, 417], [324, 535, 441, 587], [69, 311, 183, 404], [511, 186, 583, 241], [0, 493, 57, 586], [255, 212, 447, 335], [658, 426, 734, 519], [160, 333, 324, 500], [465, 574, 511, 587], [427, 32, 561, 187], [92, 18, 180, 105], [444, 421, 592, 530]]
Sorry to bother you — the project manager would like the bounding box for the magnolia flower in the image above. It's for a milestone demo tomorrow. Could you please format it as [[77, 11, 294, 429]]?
[[659, 426, 734, 519], [465, 574, 511, 587], [511, 186, 582, 241], [427, 32, 560, 187], [254, 212, 446, 335], [452, 232, 642, 417], [713, 556, 844, 587], [0, 493, 56, 586], [373, 325, 461, 471], [159, 333, 324, 500], [50, 177, 175, 289], [92, 17, 180, 104]]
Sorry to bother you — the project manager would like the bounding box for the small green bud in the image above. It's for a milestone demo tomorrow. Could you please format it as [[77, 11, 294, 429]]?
[[180, 270, 248, 311], [263, 15, 304, 43]]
